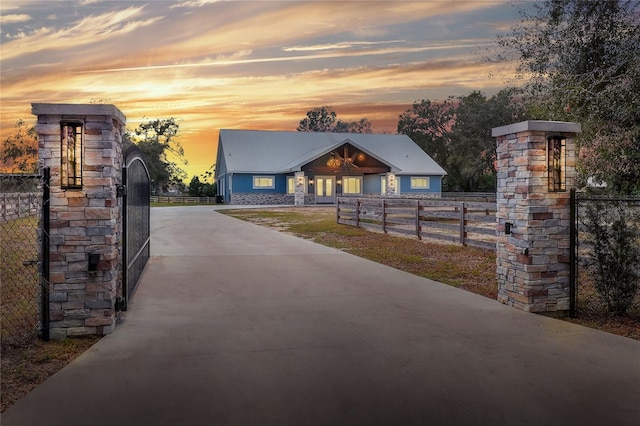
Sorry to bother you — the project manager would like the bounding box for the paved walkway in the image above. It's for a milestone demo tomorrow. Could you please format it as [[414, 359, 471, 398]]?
[[3, 206, 640, 425]]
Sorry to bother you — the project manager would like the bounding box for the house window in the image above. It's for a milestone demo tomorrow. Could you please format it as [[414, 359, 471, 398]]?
[[287, 176, 308, 194], [61, 122, 83, 189], [253, 176, 275, 189], [342, 177, 362, 194], [411, 177, 430, 189]]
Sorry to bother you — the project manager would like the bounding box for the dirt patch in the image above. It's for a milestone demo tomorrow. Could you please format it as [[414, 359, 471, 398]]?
[[1, 337, 100, 412]]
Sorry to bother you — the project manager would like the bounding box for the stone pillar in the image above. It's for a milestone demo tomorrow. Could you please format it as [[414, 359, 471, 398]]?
[[492, 120, 580, 315], [33, 103, 126, 339], [294, 171, 305, 206]]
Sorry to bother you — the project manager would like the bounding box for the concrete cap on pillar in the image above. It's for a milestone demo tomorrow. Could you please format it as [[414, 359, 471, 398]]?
[[492, 120, 581, 138], [31, 103, 126, 124]]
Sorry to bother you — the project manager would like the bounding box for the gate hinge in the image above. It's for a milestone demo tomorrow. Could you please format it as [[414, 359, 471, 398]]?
[[115, 296, 126, 312], [116, 184, 126, 197]]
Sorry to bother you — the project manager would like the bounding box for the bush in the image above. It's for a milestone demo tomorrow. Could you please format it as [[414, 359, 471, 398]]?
[[584, 199, 640, 314]]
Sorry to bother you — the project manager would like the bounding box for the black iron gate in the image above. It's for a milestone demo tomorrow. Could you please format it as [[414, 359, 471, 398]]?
[[0, 169, 50, 344], [569, 189, 640, 317], [121, 146, 150, 310]]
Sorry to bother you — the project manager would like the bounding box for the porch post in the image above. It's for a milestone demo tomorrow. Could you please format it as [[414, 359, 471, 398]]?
[[294, 171, 305, 206]]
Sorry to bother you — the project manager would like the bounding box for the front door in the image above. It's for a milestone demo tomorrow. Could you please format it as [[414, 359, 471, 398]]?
[[315, 176, 336, 204]]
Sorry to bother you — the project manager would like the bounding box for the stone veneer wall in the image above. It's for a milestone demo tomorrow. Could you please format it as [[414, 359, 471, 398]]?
[[230, 193, 316, 205], [33, 103, 126, 339], [339, 193, 441, 200], [493, 121, 580, 315]]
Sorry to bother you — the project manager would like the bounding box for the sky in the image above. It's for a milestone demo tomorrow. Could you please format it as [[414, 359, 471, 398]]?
[[0, 0, 526, 179]]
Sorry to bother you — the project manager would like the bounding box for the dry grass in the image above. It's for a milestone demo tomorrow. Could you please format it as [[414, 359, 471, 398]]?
[[222, 206, 640, 341], [1, 337, 100, 412]]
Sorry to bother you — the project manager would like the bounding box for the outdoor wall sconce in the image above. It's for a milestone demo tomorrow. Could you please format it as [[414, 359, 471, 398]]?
[[296, 175, 305, 186], [337, 180, 342, 185], [505, 222, 513, 235], [309, 179, 314, 185], [547, 135, 566, 192], [88, 253, 100, 271], [61, 122, 83, 189]]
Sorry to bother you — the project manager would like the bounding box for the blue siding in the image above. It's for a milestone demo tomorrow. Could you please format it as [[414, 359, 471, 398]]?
[[363, 175, 382, 194], [399, 175, 442, 194], [232, 173, 288, 193]]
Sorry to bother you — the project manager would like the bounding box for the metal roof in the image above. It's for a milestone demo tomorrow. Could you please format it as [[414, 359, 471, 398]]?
[[217, 130, 447, 175]]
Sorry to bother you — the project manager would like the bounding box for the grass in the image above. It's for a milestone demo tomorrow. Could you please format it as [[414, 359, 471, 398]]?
[[221, 206, 640, 340], [1, 337, 100, 412], [1, 217, 40, 345], [1, 217, 102, 413]]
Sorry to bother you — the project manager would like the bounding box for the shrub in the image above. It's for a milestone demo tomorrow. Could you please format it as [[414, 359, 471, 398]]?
[[584, 199, 640, 314]]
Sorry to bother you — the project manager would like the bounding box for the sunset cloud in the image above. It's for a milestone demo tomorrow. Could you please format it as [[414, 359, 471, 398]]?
[[0, 13, 31, 24], [0, 6, 160, 61], [0, 1, 522, 178]]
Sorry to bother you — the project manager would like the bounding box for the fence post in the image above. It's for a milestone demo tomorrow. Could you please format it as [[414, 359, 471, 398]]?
[[355, 199, 360, 227], [415, 200, 421, 239], [382, 199, 387, 233], [569, 188, 577, 318], [2, 193, 5, 221], [459, 202, 465, 245], [41, 167, 50, 342]]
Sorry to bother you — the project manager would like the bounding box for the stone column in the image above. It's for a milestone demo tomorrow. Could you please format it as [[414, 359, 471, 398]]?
[[385, 172, 397, 196], [294, 171, 305, 206], [492, 120, 580, 315], [33, 103, 126, 339]]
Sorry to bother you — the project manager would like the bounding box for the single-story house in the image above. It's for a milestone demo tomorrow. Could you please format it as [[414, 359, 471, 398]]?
[[215, 130, 447, 205]]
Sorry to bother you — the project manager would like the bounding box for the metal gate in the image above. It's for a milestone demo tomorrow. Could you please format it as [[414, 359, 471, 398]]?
[[121, 146, 150, 310], [0, 169, 50, 344], [569, 189, 640, 317]]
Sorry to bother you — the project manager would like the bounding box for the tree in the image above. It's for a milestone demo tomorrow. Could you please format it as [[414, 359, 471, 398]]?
[[447, 89, 528, 191], [297, 106, 372, 133], [496, 0, 640, 193], [199, 164, 217, 196], [0, 119, 38, 173], [397, 98, 455, 172], [188, 175, 203, 196], [126, 118, 188, 195], [584, 199, 640, 314]]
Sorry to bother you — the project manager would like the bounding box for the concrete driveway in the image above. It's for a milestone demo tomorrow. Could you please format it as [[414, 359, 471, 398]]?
[[3, 206, 640, 425]]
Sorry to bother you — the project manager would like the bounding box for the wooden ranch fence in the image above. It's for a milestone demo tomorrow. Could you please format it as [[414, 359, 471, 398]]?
[[337, 197, 497, 251]]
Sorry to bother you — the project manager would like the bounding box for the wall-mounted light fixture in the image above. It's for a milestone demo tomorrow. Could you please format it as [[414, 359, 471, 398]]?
[[88, 252, 100, 271], [505, 222, 513, 235], [547, 135, 566, 192], [61, 122, 83, 189]]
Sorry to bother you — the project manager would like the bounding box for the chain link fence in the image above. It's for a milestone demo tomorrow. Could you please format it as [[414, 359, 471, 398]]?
[[1, 173, 47, 347], [574, 193, 640, 317]]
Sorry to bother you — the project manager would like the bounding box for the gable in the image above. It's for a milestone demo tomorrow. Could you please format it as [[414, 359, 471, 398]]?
[[302, 143, 390, 174]]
